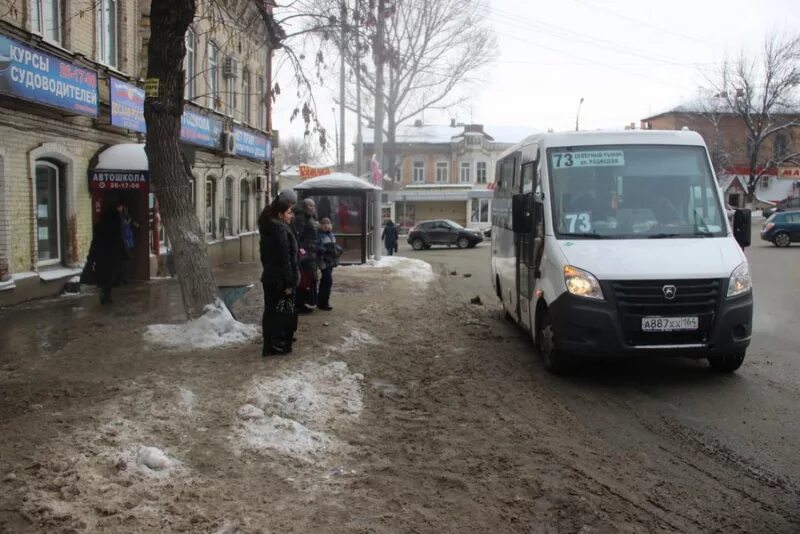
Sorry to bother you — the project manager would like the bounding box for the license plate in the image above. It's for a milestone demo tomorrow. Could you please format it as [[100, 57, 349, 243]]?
[[641, 316, 699, 332]]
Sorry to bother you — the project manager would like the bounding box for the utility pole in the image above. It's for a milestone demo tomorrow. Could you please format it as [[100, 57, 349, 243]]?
[[355, 0, 363, 178], [575, 97, 584, 132], [338, 0, 347, 172], [371, 0, 386, 260]]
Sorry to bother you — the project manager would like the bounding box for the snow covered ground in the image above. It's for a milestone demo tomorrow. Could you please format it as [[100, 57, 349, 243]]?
[[349, 256, 435, 288]]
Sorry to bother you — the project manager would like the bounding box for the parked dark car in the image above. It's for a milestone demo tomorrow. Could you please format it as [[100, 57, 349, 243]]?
[[760, 210, 800, 247], [763, 196, 800, 218], [407, 219, 483, 250]]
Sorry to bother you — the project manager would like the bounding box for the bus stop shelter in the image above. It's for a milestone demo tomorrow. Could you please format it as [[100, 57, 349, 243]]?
[[295, 173, 381, 264]]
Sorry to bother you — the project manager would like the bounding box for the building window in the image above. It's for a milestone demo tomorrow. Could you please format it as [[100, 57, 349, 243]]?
[[35, 161, 63, 265], [435, 161, 448, 183], [460, 162, 471, 183], [476, 161, 488, 184], [240, 180, 250, 232], [466, 133, 482, 146], [224, 177, 233, 234], [774, 134, 788, 160], [242, 69, 251, 124], [205, 179, 216, 238], [96, 0, 118, 68], [31, 0, 61, 43], [413, 161, 425, 183], [471, 198, 490, 223], [208, 42, 219, 111], [257, 74, 265, 129], [225, 58, 237, 116], [184, 27, 195, 101]]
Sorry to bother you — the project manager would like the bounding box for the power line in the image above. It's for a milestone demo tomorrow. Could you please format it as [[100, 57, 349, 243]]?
[[570, 0, 721, 47], [489, 8, 687, 67]]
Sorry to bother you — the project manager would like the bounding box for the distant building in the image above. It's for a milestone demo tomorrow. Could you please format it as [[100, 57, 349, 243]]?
[[641, 105, 800, 207], [359, 122, 538, 230]]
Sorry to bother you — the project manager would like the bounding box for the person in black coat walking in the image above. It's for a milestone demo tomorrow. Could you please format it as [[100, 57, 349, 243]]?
[[382, 220, 399, 256], [81, 202, 128, 304], [259, 197, 300, 356]]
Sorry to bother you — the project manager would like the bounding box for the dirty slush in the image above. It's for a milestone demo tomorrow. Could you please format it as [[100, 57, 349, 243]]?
[[1, 260, 798, 533]]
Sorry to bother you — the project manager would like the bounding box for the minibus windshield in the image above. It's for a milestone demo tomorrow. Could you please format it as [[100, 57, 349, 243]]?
[[547, 145, 726, 239]]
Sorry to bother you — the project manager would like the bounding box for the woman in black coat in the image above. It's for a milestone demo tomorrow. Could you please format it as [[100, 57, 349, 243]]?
[[81, 203, 128, 304], [382, 220, 399, 256], [259, 197, 300, 356]]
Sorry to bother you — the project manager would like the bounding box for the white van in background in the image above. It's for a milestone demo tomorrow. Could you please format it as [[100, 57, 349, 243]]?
[[491, 130, 753, 373]]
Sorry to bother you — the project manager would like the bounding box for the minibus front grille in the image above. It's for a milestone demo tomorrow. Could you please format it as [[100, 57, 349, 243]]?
[[610, 279, 721, 347]]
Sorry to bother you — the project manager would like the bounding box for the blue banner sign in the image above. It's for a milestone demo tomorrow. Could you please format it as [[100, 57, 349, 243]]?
[[180, 108, 222, 149], [233, 126, 271, 161], [110, 77, 146, 132], [0, 34, 98, 116]]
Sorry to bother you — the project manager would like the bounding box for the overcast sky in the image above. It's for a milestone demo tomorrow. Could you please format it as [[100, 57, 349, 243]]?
[[272, 0, 800, 165]]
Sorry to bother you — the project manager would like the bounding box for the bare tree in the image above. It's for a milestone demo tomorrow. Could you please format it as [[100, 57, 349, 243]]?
[[705, 33, 800, 199], [273, 137, 326, 170], [297, 0, 496, 180]]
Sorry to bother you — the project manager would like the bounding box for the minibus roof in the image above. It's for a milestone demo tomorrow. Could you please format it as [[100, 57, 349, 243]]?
[[498, 129, 707, 161]]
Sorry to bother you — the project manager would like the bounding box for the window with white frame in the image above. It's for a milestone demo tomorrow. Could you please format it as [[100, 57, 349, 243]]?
[[412, 161, 425, 183], [184, 27, 196, 100], [257, 75, 265, 129], [460, 162, 471, 183], [35, 161, 64, 264], [225, 58, 236, 116], [96, 0, 118, 68], [208, 42, 220, 111], [224, 177, 233, 234], [471, 198, 490, 223], [31, 0, 61, 43], [435, 161, 448, 183], [476, 161, 488, 184], [240, 180, 250, 231], [242, 69, 251, 124], [205, 179, 217, 238]]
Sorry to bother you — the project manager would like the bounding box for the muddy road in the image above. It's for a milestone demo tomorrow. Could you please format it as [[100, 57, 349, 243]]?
[[0, 239, 798, 532]]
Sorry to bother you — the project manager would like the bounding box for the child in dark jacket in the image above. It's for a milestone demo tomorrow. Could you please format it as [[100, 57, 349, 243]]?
[[316, 217, 341, 311]]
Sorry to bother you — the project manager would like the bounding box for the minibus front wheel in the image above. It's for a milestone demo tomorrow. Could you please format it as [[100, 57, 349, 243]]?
[[539, 311, 572, 375]]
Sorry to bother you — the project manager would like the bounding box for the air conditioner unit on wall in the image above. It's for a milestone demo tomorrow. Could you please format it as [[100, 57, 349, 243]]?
[[223, 131, 237, 155], [223, 57, 239, 79]]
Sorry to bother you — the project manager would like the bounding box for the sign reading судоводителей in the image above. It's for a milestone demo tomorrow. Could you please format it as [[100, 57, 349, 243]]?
[[233, 126, 271, 161], [89, 170, 150, 192], [0, 34, 98, 116], [110, 77, 146, 132]]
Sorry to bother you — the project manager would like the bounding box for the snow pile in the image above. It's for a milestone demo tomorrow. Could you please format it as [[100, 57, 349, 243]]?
[[136, 446, 175, 471], [332, 328, 379, 354], [354, 256, 435, 287], [235, 415, 335, 459], [231, 361, 364, 461], [144, 300, 258, 350]]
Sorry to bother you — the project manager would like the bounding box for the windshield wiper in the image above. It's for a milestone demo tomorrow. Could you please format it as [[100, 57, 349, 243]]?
[[693, 229, 715, 237], [562, 232, 609, 239], [648, 233, 682, 239]]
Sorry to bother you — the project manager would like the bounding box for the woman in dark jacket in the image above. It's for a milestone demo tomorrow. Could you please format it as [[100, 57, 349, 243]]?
[[81, 202, 128, 304], [382, 220, 399, 256], [259, 197, 300, 356]]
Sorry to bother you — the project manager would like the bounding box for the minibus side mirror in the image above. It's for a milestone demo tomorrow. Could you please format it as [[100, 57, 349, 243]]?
[[733, 209, 751, 248], [512, 193, 532, 234], [533, 201, 545, 237]]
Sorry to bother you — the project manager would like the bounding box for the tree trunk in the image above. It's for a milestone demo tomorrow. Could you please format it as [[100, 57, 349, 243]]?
[[385, 111, 397, 190], [144, 0, 220, 319]]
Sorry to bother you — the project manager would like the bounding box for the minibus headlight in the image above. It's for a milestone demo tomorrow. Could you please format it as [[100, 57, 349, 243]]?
[[727, 262, 752, 298], [564, 265, 604, 300]]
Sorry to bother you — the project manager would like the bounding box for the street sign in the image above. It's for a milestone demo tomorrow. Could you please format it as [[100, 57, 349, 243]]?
[[144, 78, 159, 98]]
